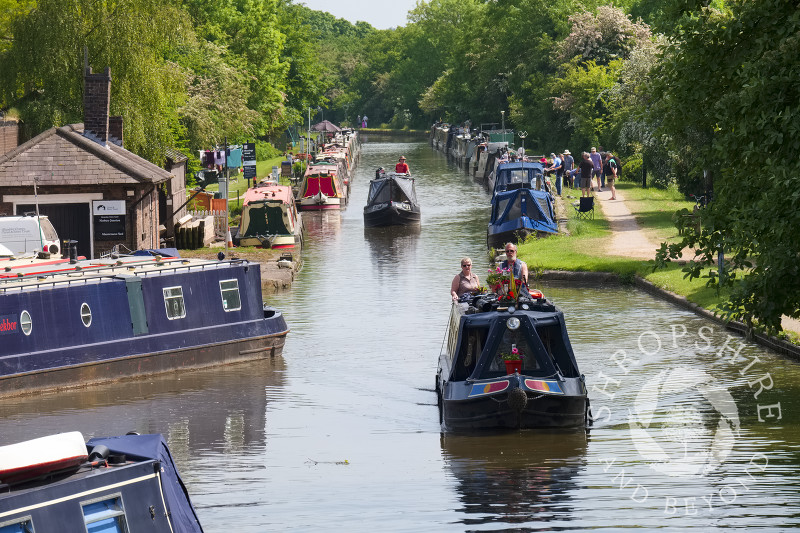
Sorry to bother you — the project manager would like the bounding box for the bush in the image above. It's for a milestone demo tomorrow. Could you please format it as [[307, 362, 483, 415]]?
[[255, 141, 281, 161], [621, 153, 642, 182]]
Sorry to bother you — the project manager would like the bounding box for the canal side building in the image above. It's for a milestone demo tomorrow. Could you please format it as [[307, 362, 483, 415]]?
[[0, 66, 186, 258]]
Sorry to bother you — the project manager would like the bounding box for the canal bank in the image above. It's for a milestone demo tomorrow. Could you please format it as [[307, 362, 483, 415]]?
[[532, 183, 800, 360]]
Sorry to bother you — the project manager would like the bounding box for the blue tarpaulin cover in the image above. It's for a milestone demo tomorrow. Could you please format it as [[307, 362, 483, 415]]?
[[132, 248, 181, 258], [87, 434, 203, 533]]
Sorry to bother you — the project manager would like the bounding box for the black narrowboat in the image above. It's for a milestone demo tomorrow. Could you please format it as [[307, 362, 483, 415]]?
[[437, 290, 589, 430], [363, 168, 421, 227]]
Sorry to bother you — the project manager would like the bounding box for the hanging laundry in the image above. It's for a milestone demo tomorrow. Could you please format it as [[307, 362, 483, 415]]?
[[226, 147, 242, 168]]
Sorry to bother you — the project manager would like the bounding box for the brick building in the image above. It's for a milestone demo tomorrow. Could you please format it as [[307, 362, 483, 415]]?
[[0, 66, 186, 258]]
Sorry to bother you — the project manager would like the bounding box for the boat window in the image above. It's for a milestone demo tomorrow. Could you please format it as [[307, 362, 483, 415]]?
[[506, 195, 522, 222], [493, 197, 510, 221], [163, 286, 186, 320], [479, 326, 541, 378], [453, 326, 490, 381], [220, 279, 242, 311], [0, 518, 34, 533], [20, 310, 32, 336], [82, 495, 128, 533], [537, 323, 579, 377], [81, 302, 92, 327]]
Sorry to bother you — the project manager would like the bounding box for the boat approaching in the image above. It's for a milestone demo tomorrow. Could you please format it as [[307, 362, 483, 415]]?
[[363, 168, 421, 227], [437, 289, 588, 431]]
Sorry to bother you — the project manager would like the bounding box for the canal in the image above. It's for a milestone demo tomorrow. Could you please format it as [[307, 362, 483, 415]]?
[[2, 137, 799, 530]]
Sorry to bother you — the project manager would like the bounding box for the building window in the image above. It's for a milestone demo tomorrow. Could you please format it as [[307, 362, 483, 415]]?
[[163, 286, 186, 320], [82, 495, 128, 533], [81, 303, 92, 327], [0, 517, 34, 533], [20, 311, 32, 336], [219, 279, 241, 312]]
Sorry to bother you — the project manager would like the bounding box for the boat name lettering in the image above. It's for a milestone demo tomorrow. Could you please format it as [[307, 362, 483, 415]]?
[[0, 316, 18, 333]]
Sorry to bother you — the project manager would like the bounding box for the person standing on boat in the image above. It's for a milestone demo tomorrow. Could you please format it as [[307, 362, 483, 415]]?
[[395, 156, 409, 174], [501, 244, 528, 286], [451, 258, 480, 301]]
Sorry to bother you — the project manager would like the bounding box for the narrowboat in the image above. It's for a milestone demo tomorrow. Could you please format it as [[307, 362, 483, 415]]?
[[0, 251, 289, 397], [487, 161, 557, 248], [0, 431, 202, 532], [363, 168, 421, 227], [236, 181, 303, 249], [436, 290, 589, 431], [296, 161, 347, 210]]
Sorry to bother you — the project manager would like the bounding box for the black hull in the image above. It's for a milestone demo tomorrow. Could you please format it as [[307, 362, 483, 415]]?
[[363, 205, 421, 227], [441, 387, 587, 431]]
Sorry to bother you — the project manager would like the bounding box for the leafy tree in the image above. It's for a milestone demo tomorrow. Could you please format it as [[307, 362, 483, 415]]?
[[0, 0, 190, 163], [654, 0, 800, 333]]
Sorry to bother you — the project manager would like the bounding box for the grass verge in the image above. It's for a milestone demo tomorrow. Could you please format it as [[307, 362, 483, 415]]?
[[518, 181, 728, 313]]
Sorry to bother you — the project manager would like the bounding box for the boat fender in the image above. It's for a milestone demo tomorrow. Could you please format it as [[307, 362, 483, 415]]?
[[507, 387, 528, 413], [88, 444, 110, 462]]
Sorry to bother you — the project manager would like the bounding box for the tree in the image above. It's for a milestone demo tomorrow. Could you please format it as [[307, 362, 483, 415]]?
[[0, 0, 191, 163], [654, 0, 800, 333]]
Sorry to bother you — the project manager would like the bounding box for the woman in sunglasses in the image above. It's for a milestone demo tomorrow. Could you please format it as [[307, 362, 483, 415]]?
[[451, 258, 480, 301]]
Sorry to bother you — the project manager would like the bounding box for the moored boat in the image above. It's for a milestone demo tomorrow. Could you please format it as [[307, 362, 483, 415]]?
[[0, 431, 202, 532], [363, 168, 421, 227], [487, 161, 557, 248], [0, 251, 289, 397], [296, 162, 347, 210], [236, 181, 303, 249], [436, 289, 589, 431]]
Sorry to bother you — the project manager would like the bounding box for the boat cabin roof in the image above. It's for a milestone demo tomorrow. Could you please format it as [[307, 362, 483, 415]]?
[[493, 162, 546, 194], [243, 184, 293, 205], [0, 254, 250, 292]]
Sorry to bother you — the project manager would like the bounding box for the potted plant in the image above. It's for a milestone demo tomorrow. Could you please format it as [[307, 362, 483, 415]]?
[[485, 267, 523, 298], [500, 344, 523, 374]]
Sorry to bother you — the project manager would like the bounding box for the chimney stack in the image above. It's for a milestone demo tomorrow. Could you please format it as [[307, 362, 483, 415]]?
[[109, 116, 123, 147], [83, 66, 111, 146]]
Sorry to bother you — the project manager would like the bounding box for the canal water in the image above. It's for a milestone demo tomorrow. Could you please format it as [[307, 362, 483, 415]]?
[[2, 137, 800, 531]]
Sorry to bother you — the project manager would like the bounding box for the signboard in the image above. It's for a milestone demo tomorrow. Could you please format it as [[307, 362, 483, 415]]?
[[243, 142, 256, 182], [93, 200, 126, 240], [242, 143, 256, 166]]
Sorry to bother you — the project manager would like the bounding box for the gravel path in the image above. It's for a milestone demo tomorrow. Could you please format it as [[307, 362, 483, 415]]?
[[594, 189, 659, 259]]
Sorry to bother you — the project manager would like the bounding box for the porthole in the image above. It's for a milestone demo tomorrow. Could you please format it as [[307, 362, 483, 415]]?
[[20, 310, 32, 336], [81, 303, 92, 327]]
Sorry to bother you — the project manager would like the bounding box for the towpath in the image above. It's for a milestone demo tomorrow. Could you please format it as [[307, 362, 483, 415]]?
[[593, 189, 800, 336]]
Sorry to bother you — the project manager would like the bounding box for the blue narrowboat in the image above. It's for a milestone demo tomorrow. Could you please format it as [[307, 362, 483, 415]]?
[[0, 251, 288, 397], [487, 162, 557, 248], [0, 432, 202, 532], [437, 290, 589, 431]]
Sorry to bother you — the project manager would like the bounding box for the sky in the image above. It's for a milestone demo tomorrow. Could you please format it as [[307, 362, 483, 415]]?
[[298, 0, 418, 30]]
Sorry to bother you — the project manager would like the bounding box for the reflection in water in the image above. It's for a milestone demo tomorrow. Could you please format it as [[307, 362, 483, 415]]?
[[364, 225, 421, 274], [0, 357, 287, 462], [441, 431, 587, 527]]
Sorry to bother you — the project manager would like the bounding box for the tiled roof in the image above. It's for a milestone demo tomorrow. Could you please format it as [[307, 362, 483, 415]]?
[[0, 123, 173, 186], [165, 148, 188, 163]]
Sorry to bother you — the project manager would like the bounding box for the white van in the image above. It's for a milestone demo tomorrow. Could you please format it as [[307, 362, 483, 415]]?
[[0, 215, 60, 256]]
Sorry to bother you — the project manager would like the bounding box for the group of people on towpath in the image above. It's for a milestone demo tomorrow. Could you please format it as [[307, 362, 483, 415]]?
[[540, 147, 620, 201], [451, 243, 529, 301]]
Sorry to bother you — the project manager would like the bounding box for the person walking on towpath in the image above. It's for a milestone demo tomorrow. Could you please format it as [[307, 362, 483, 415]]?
[[563, 149, 574, 188], [604, 152, 619, 200]]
